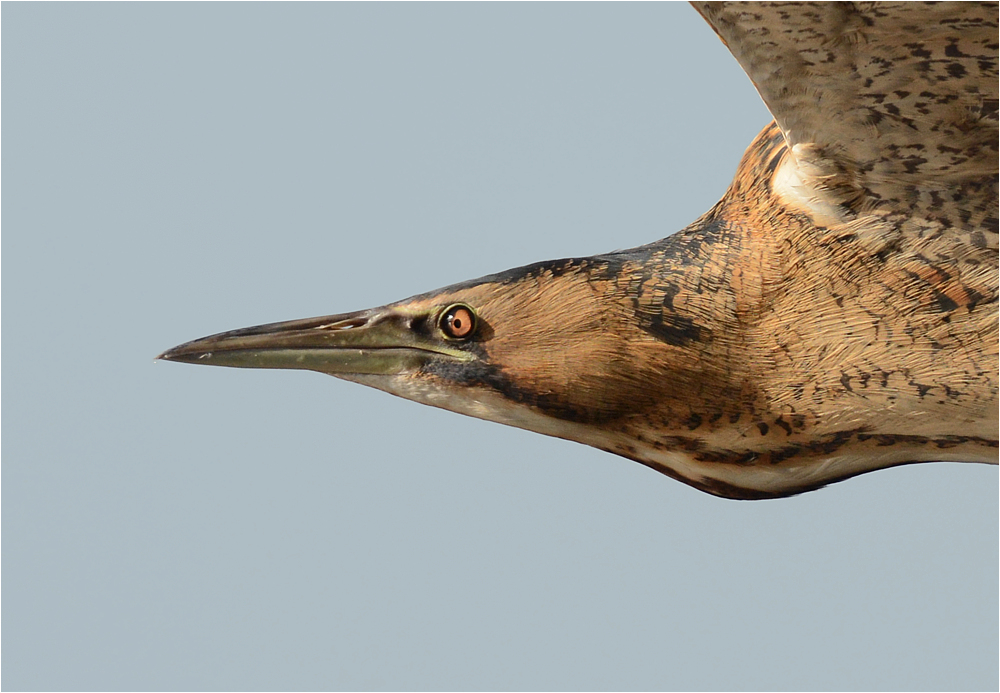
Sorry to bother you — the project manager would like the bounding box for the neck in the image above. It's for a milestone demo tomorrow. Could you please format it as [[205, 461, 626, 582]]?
[[574, 122, 998, 497]]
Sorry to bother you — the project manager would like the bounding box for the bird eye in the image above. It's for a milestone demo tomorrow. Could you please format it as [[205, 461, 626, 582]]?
[[439, 304, 476, 340]]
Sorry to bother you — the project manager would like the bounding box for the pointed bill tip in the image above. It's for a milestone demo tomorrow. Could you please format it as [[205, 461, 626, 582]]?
[[155, 346, 210, 364]]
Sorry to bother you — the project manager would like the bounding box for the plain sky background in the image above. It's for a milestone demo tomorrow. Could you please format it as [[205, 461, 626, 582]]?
[[3, 3, 997, 691]]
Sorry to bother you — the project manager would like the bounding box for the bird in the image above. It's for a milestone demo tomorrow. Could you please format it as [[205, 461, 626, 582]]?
[[159, 2, 999, 500]]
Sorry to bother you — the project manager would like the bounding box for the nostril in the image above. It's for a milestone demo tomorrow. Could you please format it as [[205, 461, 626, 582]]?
[[315, 317, 369, 331]]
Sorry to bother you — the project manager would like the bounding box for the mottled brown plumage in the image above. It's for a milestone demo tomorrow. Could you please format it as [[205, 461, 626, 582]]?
[[160, 2, 998, 499]]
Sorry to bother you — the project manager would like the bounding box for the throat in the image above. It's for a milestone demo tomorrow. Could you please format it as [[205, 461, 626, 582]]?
[[344, 374, 997, 501]]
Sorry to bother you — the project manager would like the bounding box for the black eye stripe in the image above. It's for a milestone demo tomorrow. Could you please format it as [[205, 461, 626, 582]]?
[[439, 304, 477, 340]]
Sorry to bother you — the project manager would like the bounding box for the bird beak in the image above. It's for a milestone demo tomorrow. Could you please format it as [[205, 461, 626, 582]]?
[[156, 308, 474, 376]]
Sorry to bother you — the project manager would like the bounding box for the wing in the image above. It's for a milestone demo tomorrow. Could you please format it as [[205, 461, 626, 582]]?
[[693, 1, 998, 232]]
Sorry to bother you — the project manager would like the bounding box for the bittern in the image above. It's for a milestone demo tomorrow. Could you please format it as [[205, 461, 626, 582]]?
[[160, 2, 999, 499]]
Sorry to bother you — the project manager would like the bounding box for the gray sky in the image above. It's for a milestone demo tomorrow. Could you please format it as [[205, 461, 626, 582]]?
[[4, 3, 997, 690]]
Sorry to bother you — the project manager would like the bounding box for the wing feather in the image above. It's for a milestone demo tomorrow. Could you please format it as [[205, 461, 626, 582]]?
[[693, 1, 998, 231]]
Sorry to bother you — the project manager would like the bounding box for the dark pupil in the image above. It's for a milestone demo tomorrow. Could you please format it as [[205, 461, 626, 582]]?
[[444, 308, 472, 337]]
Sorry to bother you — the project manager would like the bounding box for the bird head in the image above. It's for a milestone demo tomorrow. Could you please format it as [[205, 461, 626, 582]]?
[[158, 253, 716, 443]]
